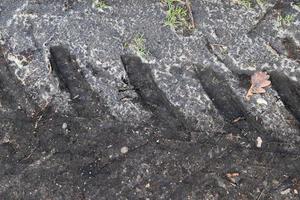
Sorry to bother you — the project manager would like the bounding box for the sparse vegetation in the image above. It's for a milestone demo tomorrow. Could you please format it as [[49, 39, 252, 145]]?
[[130, 34, 148, 58], [234, 0, 252, 8], [277, 14, 295, 27], [161, 0, 194, 33], [256, 0, 267, 6], [233, 0, 267, 8], [93, 0, 108, 10], [164, 0, 188, 28], [240, 0, 252, 8]]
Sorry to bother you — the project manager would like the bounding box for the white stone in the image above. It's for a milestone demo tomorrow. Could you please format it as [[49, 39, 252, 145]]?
[[280, 188, 291, 195], [256, 98, 268, 105], [294, 189, 298, 194], [256, 137, 263, 148], [120, 146, 129, 154], [62, 123, 67, 129]]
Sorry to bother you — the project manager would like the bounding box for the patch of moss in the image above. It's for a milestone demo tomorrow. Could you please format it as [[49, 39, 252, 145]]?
[[277, 14, 295, 27]]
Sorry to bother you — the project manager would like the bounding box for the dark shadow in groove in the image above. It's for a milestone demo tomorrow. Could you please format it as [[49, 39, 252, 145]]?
[[49, 46, 109, 118], [121, 55, 191, 141], [270, 71, 300, 124], [194, 66, 264, 134], [282, 37, 300, 64]]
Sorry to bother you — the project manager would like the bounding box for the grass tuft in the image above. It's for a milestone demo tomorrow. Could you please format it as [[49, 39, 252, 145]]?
[[162, 0, 195, 32], [93, 0, 109, 10], [256, 0, 267, 6], [237, 0, 252, 8], [164, 1, 188, 28], [277, 14, 295, 27], [131, 34, 148, 58]]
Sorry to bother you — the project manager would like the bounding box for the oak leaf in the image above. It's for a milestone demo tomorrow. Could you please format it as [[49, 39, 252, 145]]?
[[245, 71, 271, 100]]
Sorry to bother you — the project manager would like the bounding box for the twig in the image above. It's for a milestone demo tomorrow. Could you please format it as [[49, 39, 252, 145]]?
[[32, 99, 52, 132], [264, 43, 280, 56], [256, 189, 265, 200], [185, 0, 195, 29], [47, 63, 53, 75], [20, 147, 37, 161], [245, 85, 253, 101], [211, 43, 227, 48]]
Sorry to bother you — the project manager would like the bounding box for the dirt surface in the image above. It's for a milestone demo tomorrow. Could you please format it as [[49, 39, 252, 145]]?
[[0, 0, 300, 199]]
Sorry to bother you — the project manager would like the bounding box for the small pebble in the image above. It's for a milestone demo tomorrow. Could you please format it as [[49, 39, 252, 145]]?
[[62, 123, 67, 129], [256, 137, 263, 148], [256, 98, 268, 105], [280, 188, 291, 195], [120, 146, 129, 154], [294, 189, 298, 194]]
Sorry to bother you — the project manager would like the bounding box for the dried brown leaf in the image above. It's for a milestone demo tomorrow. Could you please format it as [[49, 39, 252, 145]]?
[[252, 87, 266, 94], [245, 71, 271, 100], [226, 172, 240, 178], [226, 172, 240, 184]]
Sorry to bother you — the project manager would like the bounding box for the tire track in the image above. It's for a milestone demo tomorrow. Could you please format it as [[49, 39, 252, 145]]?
[[49, 46, 110, 118], [270, 71, 300, 124], [121, 55, 191, 141]]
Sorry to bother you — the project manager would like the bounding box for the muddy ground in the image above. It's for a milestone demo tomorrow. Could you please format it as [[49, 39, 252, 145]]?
[[0, 0, 300, 199]]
